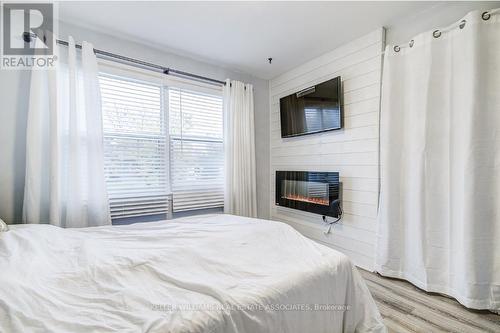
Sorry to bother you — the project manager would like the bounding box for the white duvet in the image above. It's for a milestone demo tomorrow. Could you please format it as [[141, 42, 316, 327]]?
[[0, 214, 385, 333]]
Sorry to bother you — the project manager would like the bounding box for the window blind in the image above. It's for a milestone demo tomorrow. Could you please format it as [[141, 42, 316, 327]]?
[[168, 88, 224, 212], [99, 74, 170, 219]]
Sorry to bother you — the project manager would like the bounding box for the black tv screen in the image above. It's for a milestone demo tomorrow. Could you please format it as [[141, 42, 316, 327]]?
[[280, 77, 342, 138]]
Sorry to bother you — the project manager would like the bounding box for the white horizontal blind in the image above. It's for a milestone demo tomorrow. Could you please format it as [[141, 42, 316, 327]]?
[[169, 87, 224, 211], [99, 74, 170, 219]]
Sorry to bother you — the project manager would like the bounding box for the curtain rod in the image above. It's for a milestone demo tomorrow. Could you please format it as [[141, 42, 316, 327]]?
[[22, 32, 226, 86], [55, 39, 226, 86]]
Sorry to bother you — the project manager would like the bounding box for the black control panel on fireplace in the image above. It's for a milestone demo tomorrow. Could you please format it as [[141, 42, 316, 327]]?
[[275, 171, 341, 218]]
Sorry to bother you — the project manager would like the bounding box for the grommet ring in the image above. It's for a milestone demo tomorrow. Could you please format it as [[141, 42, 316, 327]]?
[[409, 40, 414, 48], [433, 30, 441, 38], [459, 20, 466, 29], [393, 45, 400, 52], [482, 11, 491, 21]]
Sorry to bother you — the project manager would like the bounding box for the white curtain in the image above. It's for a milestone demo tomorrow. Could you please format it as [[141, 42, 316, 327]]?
[[376, 9, 500, 310], [23, 37, 111, 228], [223, 79, 257, 218]]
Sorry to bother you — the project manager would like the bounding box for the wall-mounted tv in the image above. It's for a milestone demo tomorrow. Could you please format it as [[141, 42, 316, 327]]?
[[279, 76, 342, 138]]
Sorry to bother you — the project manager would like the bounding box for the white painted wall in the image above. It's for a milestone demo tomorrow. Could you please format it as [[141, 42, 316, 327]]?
[[267, 2, 499, 271], [269, 29, 384, 271], [2, 2, 496, 226], [0, 20, 270, 223]]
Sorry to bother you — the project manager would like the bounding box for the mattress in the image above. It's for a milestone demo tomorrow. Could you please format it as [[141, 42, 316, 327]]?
[[0, 214, 385, 332]]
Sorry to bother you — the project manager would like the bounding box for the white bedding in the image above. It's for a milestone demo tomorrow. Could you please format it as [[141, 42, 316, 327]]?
[[0, 214, 385, 333]]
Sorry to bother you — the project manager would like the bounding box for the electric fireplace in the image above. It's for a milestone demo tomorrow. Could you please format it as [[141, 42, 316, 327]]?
[[275, 171, 341, 217]]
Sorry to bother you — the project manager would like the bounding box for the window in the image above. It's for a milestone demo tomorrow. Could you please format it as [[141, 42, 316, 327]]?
[[99, 70, 224, 220], [99, 74, 169, 219], [168, 88, 224, 212]]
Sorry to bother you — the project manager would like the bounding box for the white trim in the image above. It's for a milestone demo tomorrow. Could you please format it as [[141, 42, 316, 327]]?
[[97, 58, 223, 96]]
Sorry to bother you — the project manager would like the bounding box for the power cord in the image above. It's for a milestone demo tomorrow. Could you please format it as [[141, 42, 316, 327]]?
[[323, 203, 343, 235]]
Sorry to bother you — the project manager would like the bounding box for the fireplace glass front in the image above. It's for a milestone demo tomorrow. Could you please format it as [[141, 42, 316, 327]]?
[[276, 171, 340, 217], [281, 180, 329, 206]]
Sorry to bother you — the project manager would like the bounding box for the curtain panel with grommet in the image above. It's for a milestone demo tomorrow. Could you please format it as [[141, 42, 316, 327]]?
[[376, 8, 500, 310], [23, 37, 111, 228], [223, 80, 257, 218]]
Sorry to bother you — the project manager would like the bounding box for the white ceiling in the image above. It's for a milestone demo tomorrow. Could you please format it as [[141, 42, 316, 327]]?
[[59, 1, 440, 79]]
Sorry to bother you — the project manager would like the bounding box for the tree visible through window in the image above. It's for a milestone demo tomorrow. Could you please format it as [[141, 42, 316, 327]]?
[[99, 74, 168, 220], [99, 72, 224, 220], [168, 87, 224, 212]]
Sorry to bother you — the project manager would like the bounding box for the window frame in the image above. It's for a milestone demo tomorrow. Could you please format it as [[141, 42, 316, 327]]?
[[98, 59, 224, 219], [167, 86, 224, 212]]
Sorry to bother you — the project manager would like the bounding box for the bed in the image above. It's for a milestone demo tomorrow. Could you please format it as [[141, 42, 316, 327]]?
[[0, 214, 385, 332]]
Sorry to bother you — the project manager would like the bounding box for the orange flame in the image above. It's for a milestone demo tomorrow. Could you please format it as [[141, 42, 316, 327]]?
[[283, 194, 329, 206]]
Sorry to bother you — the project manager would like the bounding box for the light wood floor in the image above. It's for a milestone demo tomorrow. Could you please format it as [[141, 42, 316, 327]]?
[[359, 269, 500, 333]]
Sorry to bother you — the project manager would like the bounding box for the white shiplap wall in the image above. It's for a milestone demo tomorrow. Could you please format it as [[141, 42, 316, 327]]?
[[269, 28, 384, 271]]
